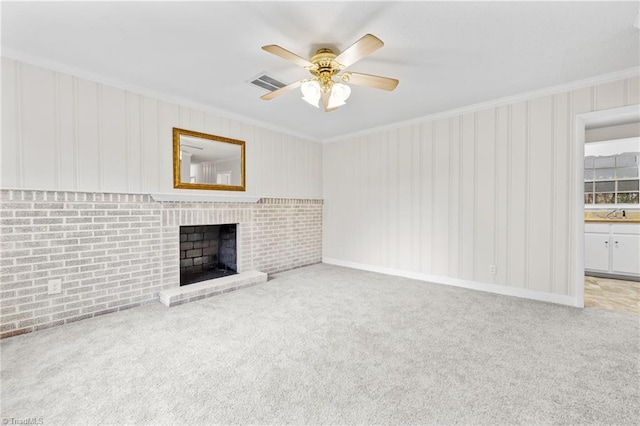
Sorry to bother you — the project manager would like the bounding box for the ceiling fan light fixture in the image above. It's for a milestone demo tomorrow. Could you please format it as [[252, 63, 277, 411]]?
[[261, 34, 397, 112], [301, 80, 321, 107], [327, 83, 351, 109]]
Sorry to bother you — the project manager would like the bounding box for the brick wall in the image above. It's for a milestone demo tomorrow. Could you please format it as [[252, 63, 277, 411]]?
[[0, 190, 323, 338], [253, 199, 324, 274]]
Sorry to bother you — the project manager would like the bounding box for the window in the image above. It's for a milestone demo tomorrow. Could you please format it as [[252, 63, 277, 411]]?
[[584, 153, 639, 205]]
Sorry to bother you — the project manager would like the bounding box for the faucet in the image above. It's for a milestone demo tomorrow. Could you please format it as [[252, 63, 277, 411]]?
[[605, 208, 621, 219]]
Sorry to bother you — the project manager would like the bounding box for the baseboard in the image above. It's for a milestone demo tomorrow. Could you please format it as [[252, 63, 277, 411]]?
[[322, 257, 579, 307]]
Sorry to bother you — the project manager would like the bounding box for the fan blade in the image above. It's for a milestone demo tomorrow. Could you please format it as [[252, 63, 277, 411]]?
[[321, 90, 338, 112], [260, 80, 303, 100], [341, 72, 399, 91], [262, 45, 314, 68], [334, 34, 384, 69]]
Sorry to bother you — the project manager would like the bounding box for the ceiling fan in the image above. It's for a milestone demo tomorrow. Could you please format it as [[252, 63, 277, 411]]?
[[260, 34, 399, 112]]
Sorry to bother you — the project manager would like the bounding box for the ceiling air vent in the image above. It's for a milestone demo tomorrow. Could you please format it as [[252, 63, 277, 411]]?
[[250, 72, 286, 92]]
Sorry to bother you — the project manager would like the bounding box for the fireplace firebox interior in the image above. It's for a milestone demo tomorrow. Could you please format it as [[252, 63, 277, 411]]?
[[179, 224, 237, 286]]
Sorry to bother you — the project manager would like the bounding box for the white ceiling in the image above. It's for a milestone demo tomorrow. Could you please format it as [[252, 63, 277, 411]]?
[[2, 1, 639, 142]]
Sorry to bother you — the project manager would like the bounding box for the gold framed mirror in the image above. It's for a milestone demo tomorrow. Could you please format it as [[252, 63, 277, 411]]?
[[173, 128, 246, 191]]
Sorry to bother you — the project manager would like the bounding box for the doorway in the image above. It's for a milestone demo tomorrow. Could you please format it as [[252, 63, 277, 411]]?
[[575, 104, 640, 313]]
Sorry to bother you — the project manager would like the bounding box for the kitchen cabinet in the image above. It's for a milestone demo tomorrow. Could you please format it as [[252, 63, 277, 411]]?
[[585, 223, 640, 278], [610, 233, 640, 275], [585, 233, 610, 272]]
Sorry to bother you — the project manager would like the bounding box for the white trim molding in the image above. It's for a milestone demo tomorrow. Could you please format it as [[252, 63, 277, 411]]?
[[323, 67, 640, 144], [1, 50, 317, 143], [323, 258, 579, 307], [573, 104, 640, 309], [4, 49, 637, 145]]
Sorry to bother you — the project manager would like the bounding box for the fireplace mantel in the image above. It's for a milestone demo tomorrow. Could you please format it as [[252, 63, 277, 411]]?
[[150, 193, 261, 203]]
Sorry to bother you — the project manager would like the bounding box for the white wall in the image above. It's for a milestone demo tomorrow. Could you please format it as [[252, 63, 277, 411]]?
[[0, 58, 322, 199], [323, 75, 639, 303]]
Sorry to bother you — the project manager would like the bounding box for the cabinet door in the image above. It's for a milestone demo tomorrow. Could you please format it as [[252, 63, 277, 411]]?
[[611, 235, 640, 276], [585, 233, 610, 272]]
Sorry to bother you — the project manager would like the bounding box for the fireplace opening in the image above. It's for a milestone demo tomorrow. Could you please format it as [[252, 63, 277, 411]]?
[[180, 224, 237, 286]]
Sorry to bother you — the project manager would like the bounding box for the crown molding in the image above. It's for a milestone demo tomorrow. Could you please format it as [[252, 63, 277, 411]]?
[[4, 49, 638, 146], [1, 49, 319, 143], [322, 67, 640, 144]]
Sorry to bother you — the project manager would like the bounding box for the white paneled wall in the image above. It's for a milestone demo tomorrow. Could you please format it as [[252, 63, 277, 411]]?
[[0, 58, 322, 199], [323, 75, 639, 302]]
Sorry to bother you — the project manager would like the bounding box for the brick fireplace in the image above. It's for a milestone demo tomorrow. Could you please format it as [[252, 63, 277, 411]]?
[[0, 191, 323, 338]]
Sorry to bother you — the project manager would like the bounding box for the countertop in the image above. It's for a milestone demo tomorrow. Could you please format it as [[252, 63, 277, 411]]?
[[584, 218, 640, 223], [585, 210, 640, 223]]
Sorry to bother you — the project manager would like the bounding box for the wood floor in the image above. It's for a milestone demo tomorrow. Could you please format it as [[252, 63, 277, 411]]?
[[584, 275, 640, 315]]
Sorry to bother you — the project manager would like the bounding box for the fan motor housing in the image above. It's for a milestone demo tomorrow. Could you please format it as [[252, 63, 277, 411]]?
[[309, 48, 342, 77]]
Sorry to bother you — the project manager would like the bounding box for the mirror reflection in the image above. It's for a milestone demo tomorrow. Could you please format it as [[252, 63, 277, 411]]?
[[173, 128, 245, 191]]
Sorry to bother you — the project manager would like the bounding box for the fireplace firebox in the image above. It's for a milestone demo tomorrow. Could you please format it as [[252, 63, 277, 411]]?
[[179, 224, 237, 286]]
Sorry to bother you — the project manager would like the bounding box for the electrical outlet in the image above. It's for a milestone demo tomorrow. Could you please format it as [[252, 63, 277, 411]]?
[[489, 265, 497, 275], [47, 279, 62, 295]]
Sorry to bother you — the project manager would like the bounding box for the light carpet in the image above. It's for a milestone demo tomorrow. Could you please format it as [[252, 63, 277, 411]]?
[[1, 263, 639, 425]]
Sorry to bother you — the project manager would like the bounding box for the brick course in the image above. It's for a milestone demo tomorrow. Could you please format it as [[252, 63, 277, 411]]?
[[0, 190, 322, 338]]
